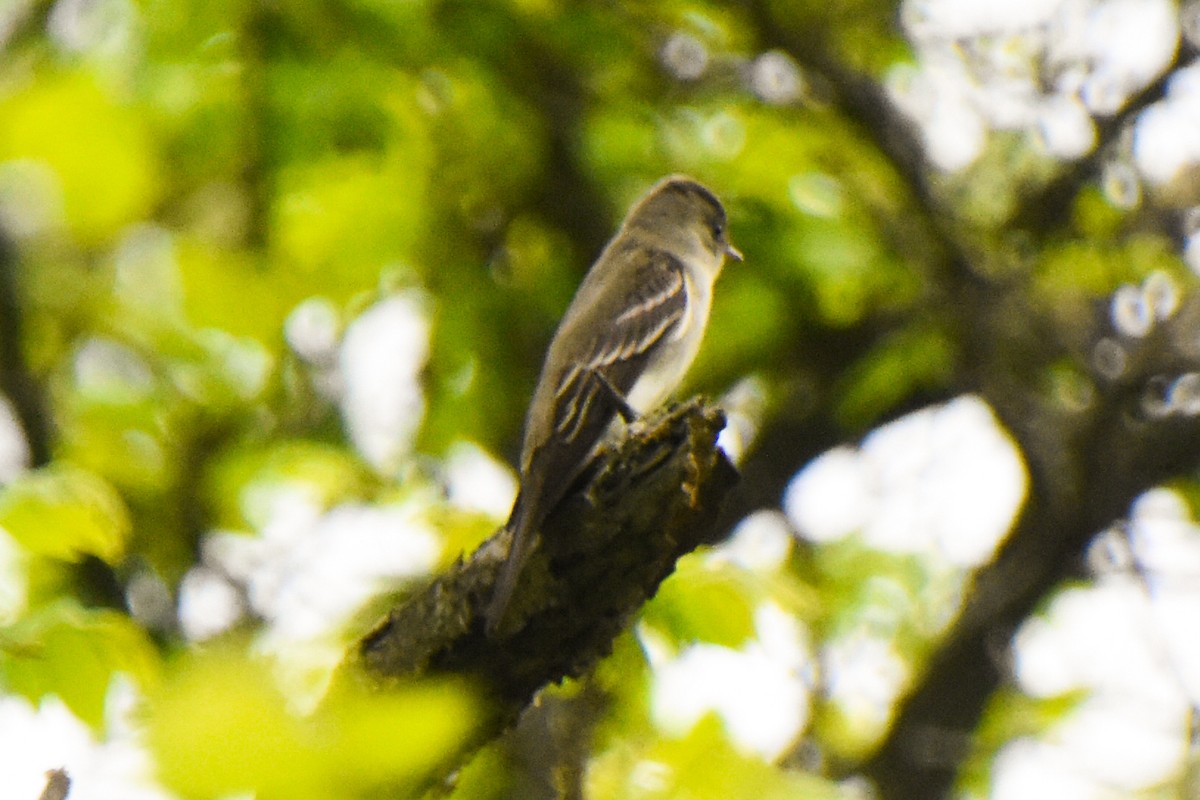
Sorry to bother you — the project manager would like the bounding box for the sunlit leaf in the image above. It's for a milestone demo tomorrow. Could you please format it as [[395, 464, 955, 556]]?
[[835, 324, 956, 428], [0, 466, 131, 563], [149, 647, 478, 799], [643, 556, 756, 648], [0, 601, 160, 729], [0, 72, 159, 243], [203, 441, 371, 530]]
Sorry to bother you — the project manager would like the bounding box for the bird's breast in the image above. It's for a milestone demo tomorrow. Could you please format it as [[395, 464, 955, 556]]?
[[625, 265, 713, 413]]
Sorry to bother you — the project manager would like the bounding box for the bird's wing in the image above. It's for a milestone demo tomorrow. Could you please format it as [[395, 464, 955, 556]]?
[[551, 252, 688, 444]]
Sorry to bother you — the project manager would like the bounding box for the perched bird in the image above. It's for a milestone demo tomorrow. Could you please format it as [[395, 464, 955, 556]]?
[[486, 175, 741, 636]]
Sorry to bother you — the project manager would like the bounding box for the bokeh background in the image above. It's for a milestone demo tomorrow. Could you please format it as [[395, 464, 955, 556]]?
[[2, 0, 1200, 798]]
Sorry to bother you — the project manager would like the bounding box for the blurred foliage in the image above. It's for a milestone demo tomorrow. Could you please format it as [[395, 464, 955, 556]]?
[[958, 687, 1089, 797], [0, 0, 1189, 797], [149, 645, 478, 799], [0, 465, 130, 562], [0, 599, 159, 728], [587, 716, 850, 800]]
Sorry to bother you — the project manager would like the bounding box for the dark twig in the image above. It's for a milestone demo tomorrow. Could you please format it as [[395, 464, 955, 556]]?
[[0, 230, 51, 467], [38, 768, 70, 800]]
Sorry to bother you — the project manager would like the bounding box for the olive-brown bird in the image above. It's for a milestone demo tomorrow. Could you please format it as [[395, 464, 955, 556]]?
[[486, 175, 740, 635]]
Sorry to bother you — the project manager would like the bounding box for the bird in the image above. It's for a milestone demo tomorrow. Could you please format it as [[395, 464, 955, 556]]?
[[485, 175, 741, 636]]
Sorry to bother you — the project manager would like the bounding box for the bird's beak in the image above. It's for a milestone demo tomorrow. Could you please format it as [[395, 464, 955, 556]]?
[[725, 242, 743, 262]]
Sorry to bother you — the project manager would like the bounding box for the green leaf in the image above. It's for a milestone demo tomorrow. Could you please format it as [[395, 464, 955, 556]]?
[[643, 555, 756, 648], [203, 441, 371, 530], [149, 647, 479, 799], [0, 465, 131, 563], [0, 601, 160, 729], [836, 324, 955, 429], [0, 71, 159, 244]]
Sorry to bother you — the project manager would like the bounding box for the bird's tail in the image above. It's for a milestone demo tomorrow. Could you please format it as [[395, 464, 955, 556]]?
[[485, 487, 538, 636]]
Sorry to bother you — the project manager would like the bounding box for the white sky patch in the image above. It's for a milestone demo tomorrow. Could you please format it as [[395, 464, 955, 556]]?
[[112, 223, 182, 318], [443, 440, 518, 519], [894, 0, 1178, 171], [284, 296, 340, 365], [715, 376, 768, 466], [1136, 63, 1200, 186], [821, 630, 909, 729], [124, 568, 176, 632], [1015, 489, 1200, 711], [177, 566, 244, 642], [784, 395, 1027, 567], [991, 737, 1112, 800], [903, 0, 1061, 38], [338, 292, 430, 475], [1072, 0, 1179, 114], [0, 393, 30, 486], [992, 700, 1189, 800], [0, 680, 176, 800], [179, 485, 441, 701], [285, 297, 343, 401], [0, 159, 67, 239], [648, 603, 813, 761], [73, 337, 155, 403], [206, 495, 439, 641], [195, 328, 272, 401], [1052, 696, 1188, 792], [660, 32, 708, 81], [255, 501, 440, 644], [1008, 487, 1200, 799], [1145, 582, 1200, 704], [1126, 490, 1200, 704], [1036, 94, 1096, 159], [783, 446, 872, 542], [924, 93, 988, 172], [47, 0, 138, 57], [750, 51, 805, 105], [1014, 578, 1184, 706], [628, 760, 672, 794], [706, 509, 793, 573]]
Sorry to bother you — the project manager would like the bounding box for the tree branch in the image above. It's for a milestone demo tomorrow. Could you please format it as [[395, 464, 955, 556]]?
[[336, 400, 738, 731], [867, 289, 1200, 799], [1012, 50, 1183, 235], [746, 8, 1198, 798]]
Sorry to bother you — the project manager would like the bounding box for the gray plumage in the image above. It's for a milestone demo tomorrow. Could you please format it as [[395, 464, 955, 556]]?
[[485, 176, 740, 636]]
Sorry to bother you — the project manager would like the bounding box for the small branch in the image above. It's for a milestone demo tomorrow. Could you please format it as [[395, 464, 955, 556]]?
[[0, 229, 51, 467], [38, 768, 70, 800], [1012, 50, 1184, 236], [336, 400, 737, 727]]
